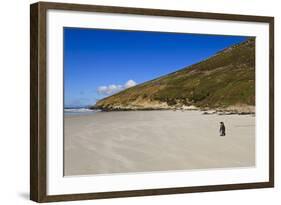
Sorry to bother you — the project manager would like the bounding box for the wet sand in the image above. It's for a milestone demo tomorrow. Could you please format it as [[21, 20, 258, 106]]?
[[64, 110, 255, 176]]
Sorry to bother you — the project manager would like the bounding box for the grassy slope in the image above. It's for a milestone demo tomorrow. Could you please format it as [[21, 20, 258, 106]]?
[[93, 38, 255, 110]]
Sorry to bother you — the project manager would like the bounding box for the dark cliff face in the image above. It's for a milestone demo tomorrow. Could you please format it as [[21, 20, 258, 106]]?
[[93, 38, 255, 111]]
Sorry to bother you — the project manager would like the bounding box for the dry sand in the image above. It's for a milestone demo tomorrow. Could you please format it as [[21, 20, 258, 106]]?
[[64, 110, 255, 176]]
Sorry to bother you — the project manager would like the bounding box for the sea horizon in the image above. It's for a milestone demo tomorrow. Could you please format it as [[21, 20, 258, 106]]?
[[64, 106, 99, 116]]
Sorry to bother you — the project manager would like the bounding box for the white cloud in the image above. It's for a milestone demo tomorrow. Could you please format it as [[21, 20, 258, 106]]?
[[97, 85, 122, 95], [97, 80, 137, 96], [124, 80, 137, 88]]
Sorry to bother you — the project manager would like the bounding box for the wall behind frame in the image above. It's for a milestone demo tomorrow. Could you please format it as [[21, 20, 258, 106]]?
[[0, 0, 279, 205]]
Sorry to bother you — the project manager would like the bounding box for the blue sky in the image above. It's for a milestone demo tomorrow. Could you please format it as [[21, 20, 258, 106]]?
[[64, 27, 247, 107]]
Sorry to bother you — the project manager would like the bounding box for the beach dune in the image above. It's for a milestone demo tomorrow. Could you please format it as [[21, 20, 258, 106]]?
[[64, 110, 255, 176]]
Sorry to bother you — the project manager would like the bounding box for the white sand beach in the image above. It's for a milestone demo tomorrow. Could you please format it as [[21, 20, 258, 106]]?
[[64, 110, 255, 176]]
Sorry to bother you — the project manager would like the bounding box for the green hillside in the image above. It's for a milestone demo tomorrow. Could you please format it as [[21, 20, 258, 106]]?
[[92, 38, 255, 112]]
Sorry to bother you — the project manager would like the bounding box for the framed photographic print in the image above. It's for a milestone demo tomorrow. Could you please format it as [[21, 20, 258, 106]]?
[[30, 1, 274, 202]]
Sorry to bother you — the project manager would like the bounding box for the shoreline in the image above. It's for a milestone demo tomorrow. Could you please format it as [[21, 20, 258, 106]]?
[[90, 100, 255, 115], [89, 106, 255, 115]]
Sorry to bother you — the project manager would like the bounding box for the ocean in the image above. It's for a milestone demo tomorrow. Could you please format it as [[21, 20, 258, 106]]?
[[64, 107, 99, 116]]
